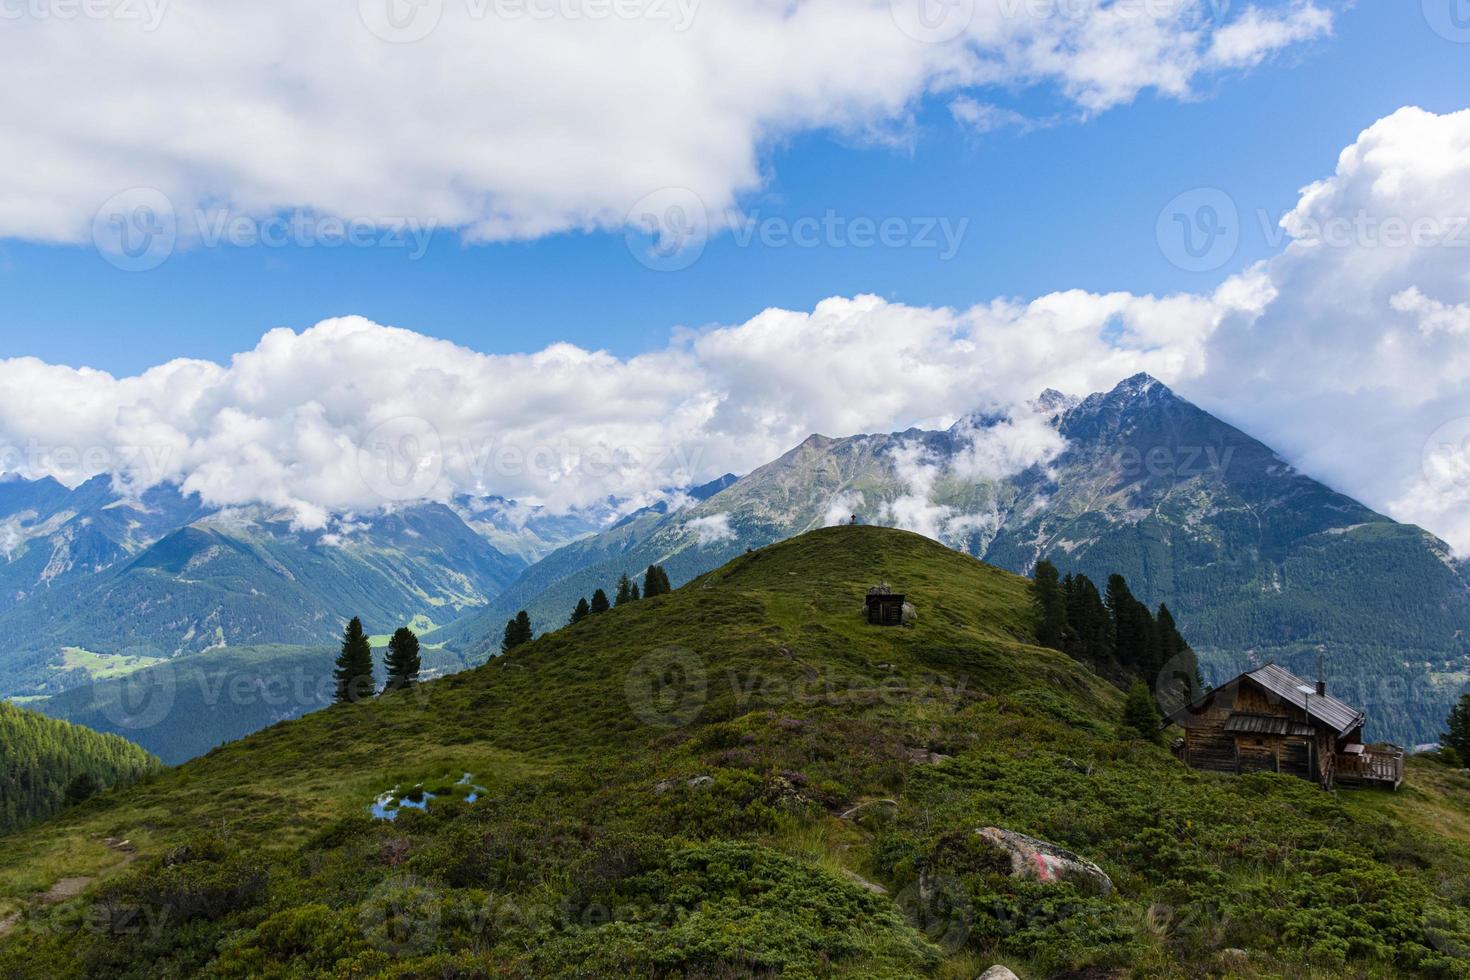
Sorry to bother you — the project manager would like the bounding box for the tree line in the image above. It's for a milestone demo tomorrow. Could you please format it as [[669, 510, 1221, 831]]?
[[1033, 560, 1204, 744], [501, 563, 673, 654], [331, 563, 676, 703]]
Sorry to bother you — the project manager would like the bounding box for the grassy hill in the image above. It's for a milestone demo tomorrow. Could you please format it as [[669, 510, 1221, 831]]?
[[0, 527, 1467, 977], [0, 702, 160, 835]]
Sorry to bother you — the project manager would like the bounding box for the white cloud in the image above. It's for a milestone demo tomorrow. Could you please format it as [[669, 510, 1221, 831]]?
[[0, 0, 1330, 245], [879, 442, 953, 541], [686, 512, 736, 545], [823, 490, 866, 527], [4, 102, 1470, 558]]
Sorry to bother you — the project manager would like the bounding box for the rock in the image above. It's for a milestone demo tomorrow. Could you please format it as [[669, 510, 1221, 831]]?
[[901, 601, 917, 626], [686, 775, 714, 789], [654, 779, 677, 794], [840, 868, 889, 895], [975, 827, 1113, 897], [977, 968, 1020, 980], [905, 746, 952, 765]]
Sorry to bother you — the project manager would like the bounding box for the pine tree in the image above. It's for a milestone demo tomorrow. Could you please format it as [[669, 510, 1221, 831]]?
[[501, 611, 533, 653], [615, 572, 635, 606], [590, 589, 611, 614], [64, 772, 99, 806], [383, 627, 421, 693], [1105, 574, 1140, 669], [1064, 573, 1112, 669], [333, 617, 375, 704], [630, 582, 640, 601], [1032, 560, 1069, 651], [642, 565, 671, 598], [1443, 693, 1470, 760], [570, 597, 591, 624], [1120, 680, 1163, 743]]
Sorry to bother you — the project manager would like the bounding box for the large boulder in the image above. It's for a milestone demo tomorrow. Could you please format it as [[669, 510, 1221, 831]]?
[[975, 827, 1113, 897], [977, 968, 1020, 980]]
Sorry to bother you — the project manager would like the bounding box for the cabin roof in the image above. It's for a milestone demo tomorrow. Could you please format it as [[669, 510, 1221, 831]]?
[[1245, 664, 1364, 735], [1168, 662, 1366, 737]]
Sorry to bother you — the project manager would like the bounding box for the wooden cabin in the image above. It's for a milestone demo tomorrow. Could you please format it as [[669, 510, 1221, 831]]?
[[865, 586, 906, 626], [1164, 663, 1403, 790]]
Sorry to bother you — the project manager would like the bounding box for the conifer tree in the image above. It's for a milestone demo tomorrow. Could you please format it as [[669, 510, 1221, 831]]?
[[1443, 693, 1470, 760], [64, 772, 99, 806], [590, 589, 611, 614], [383, 627, 421, 693], [642, 565, 671, 597], [1032, 560, 1069, 651], [615, 572, 635, 606], [630, 581, 640, 601], [570, 597, 591, 624], [1120, 680, 1163, 743], [333, 616, 375, 703], [501, 611, 533, 653], [1105, 574, 1141, 668], [1064, 573, 1112, 669]]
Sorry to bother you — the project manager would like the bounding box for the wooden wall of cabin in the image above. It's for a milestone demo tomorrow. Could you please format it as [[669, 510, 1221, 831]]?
[[1182, 702, 1237, 773]]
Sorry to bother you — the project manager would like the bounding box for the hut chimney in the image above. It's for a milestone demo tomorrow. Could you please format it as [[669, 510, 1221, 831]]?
[[1315, 654, 1326, 697]]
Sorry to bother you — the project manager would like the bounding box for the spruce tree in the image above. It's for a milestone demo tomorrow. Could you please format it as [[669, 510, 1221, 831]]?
[[570, 597, 591, 624], [642, 565, 671, 597], [333, 616, 375, 703], [501, 611, 533, 653], [1032, 560, 1069, 651], [1120, 680, 1163, 743], [1443, 693, 1470, 760], [630, 582, 640, 601], [383, 627, 421, 693], [64, 772, 99, 806], [1065, 573, 1111, 669], [615, 572, 635, 606], [590, 589, 611, 614]]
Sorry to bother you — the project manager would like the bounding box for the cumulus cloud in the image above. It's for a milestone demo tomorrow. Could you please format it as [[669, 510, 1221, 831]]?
[[823, 490, 867, 527], [4, 102, 1469, 557], [687, 512, 736, 545], [0, 0, 1330, 246]]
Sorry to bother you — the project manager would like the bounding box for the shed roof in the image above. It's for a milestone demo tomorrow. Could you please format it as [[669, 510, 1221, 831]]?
[[1244, 664, 1364, 735]]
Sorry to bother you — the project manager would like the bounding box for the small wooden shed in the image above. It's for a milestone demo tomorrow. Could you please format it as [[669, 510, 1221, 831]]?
[[1164, 663, 1402, 790], [865, 586, 906, 627]]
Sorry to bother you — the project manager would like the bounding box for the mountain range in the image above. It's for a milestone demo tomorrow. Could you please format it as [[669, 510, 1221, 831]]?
[[2, 374, 1466, 749]]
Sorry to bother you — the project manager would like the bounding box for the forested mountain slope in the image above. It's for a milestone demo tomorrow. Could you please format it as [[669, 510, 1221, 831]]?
[[0, 702, 159, 834]]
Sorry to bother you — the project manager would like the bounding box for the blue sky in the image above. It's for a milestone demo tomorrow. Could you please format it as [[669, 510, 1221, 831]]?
[[1, 1, 1462, 375], [1, 1, 1469, 552]]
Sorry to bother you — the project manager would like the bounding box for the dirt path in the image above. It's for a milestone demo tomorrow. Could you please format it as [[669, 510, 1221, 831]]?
[[0, 912, 18, 937], [32, 837, 138, 908]]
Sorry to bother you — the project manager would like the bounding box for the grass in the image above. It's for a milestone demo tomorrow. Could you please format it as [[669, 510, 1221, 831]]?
[[0, 526, 1466, 977], [58, 647, 166, 681]]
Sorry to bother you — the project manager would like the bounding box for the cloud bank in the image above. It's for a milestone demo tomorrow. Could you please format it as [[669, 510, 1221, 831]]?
[[0, 0, 1330, 246], [2, 104, 1468, 556]]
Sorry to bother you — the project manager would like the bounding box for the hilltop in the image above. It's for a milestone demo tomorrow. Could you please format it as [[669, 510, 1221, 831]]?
[[0, 527, 1467, 977]]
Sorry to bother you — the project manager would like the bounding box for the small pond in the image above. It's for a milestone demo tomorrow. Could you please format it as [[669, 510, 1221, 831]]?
[[370, 772, 488, 820]]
